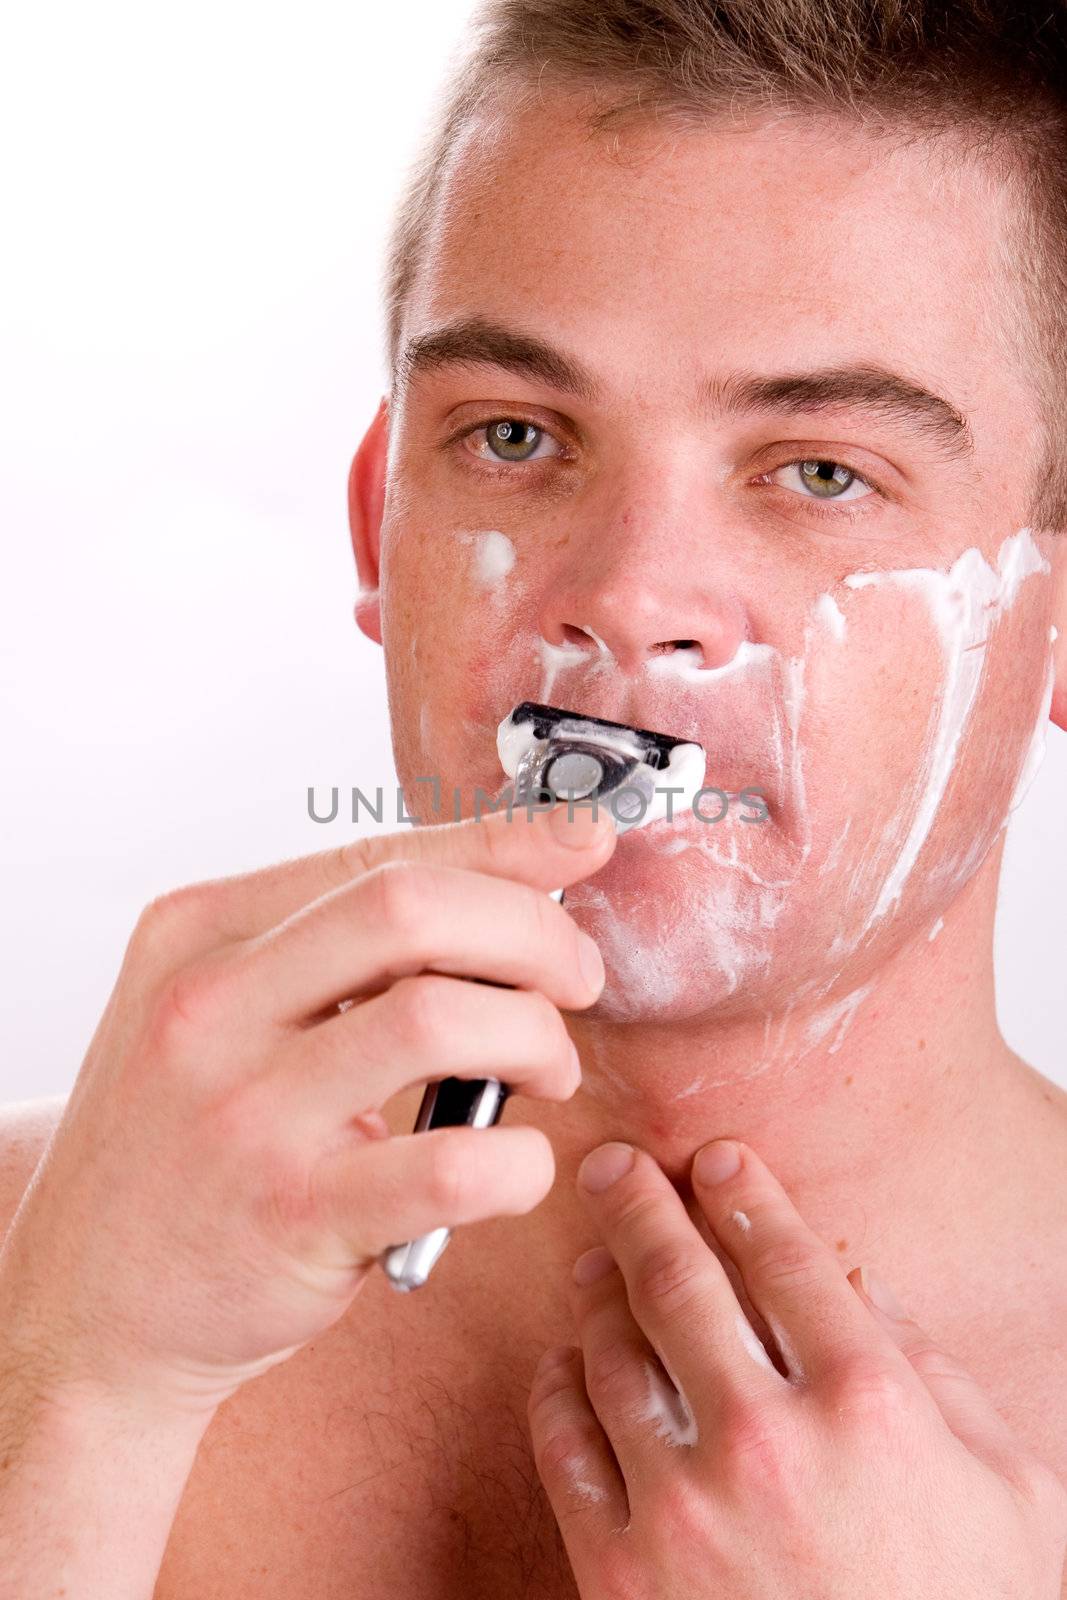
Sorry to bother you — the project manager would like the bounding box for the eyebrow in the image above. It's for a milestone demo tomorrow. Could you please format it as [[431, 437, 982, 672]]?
[[398, 316, 974, 461]]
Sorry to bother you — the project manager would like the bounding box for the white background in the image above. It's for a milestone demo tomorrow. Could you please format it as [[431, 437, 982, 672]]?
[[1, 0, 1063, 1103]]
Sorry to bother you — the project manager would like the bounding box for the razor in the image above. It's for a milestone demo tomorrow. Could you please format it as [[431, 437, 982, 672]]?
[[379, 701, 706, 1292]]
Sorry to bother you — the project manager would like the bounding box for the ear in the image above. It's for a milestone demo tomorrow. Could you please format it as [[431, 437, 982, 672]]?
[[347, 396, 389, 646], [1051, 535, 1067, 731]]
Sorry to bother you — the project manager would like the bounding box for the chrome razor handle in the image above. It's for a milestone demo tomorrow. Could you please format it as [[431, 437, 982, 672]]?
[[379, 890, 562, 1294], [378, 1074, 513, 1291]]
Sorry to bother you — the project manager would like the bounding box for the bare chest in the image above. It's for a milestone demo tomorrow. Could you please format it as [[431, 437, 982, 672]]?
[[155, 1299, 577, 1600], [154, 1289, 1067, 1600]]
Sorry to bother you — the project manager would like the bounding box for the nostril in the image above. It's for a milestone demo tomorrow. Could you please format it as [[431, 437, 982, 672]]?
[[560, 624, 591, 645], [651, 639, 700, 654]]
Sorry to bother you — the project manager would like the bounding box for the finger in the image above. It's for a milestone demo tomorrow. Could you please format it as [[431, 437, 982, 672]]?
[[199, 858, 607, 1026], [528, 1344, 630, 1553], [575, 1144, 788, 1430], [195, 799, 618, 942], [848, 1265, 1028, 1467], [690, 1138, 899, 1385], [569, 1244, 700, 1485], [307, 1123, 557, 1270], [270, 976, 581, 1133]]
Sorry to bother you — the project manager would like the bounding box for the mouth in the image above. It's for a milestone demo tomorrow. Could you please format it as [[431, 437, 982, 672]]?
[[495, 698, 709, 833]]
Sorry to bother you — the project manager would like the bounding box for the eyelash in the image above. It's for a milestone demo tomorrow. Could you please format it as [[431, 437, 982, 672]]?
[[450, 415, 886, 520]]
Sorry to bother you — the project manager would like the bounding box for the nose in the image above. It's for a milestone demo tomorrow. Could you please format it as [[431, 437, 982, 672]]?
[[537, 537, 750, 676]]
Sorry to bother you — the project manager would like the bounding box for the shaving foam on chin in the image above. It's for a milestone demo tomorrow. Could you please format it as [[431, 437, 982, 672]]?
[[496, 701, 706, 833]]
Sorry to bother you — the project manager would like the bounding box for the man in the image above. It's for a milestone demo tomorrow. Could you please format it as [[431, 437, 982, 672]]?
[[2, 0, 1067, 1594]]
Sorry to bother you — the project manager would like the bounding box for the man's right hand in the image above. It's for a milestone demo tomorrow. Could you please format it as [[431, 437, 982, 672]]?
[[0, 801, 615, 1424]]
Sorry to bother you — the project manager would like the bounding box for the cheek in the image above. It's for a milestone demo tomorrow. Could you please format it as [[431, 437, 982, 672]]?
[[821, 534, 1054, 946], [382, 524, 540, 811], [568, 532, 1053, 1024]]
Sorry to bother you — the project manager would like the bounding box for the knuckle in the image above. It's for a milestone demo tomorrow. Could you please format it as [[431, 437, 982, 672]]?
[[528, 1350, 579, 1407], [368, 860, 437, 946], [822, 1354, 913, 1436], [386, 974, 455, 1051], [155, 953, 237, 1037], [532, 1420, 594, 1487], [584, 1340, 640, 1408], [131, 882, 220, 959], [630, 1239, 705, 1316], [423, 1136, 476, 1216], [651, 1475, 708, 1538], [749, 1234, 823, 1291]]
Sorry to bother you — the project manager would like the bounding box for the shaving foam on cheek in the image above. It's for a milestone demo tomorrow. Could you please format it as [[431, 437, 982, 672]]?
[[841, 527, 1050, 930], [457, 529, 517, 588], [485, 524, 1047, 1030], [813, 591, 847, 641]]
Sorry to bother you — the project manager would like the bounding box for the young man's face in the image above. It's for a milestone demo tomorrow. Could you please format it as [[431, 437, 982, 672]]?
[[355, 93, 1065, 1024]]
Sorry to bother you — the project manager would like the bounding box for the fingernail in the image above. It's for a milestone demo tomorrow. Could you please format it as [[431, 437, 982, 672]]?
[[860, 1265, 907, 1319], [548, 801, 611, 848], [578, 1141, 635, 1193], [577, 933, 605, 994], [693, 1140, 742, 1185], [573, 1245, 616, 1285]]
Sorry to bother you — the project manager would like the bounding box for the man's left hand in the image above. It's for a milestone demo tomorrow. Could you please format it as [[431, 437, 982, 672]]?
[[528, 1138, 1067, 1597]]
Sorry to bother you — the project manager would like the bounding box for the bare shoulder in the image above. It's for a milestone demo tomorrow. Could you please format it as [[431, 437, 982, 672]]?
[[0, 1094, 69, 1238]]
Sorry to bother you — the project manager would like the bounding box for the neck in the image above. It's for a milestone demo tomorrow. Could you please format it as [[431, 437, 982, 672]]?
[[382, 841, 1051, 1351], [545, 850, 1006, 1201]]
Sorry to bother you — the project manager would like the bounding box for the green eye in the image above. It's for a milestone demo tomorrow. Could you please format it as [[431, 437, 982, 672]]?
[[798, 459, 857, 497], [484, 419, 543, 461]]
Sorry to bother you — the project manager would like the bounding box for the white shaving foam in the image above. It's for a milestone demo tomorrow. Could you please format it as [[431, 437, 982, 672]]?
[[813, 591, 847, 641], [800, 981, 873, 1057], [569, 1475, 609, 1506], [765, 1313, 806, 1383], [636, 1358, 698, 1447], [735, 1311, 776, 1371], [464, 529, 516, 587], [537, 636, 588, 700], [645, 639, 777, 682], [842, 528, 1049, 929]]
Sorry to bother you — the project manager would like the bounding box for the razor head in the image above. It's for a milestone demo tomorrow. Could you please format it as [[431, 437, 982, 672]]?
[[497, 701, 707, 832]]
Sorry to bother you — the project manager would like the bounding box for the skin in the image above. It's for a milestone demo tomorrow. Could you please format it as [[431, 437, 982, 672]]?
[[2, 85, 1067, 1600], [345, 87, 1067, 1590], [528, 1139, 1067, 1597]]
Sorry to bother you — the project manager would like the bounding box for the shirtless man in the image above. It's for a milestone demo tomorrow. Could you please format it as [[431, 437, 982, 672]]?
[[3, 0, 1067, 1595]]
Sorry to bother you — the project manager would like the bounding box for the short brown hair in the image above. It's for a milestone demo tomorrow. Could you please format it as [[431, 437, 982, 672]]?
[[382, 0, 1067, 529]]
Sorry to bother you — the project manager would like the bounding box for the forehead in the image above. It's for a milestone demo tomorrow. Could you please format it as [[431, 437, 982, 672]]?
[[407, 93, 1035, 449]]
